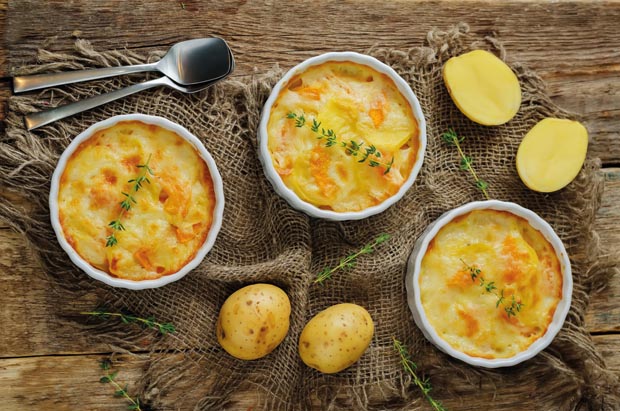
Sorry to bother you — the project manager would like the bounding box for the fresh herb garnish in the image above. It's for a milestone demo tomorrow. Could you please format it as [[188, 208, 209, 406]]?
[[393, 337, 446, 411], [81, 308, 176, 335], [314, 234, 390, 284], [106, 154, 155, 247], [441, 129, 490, 199], [99, 359, 143, 411], [460, 259, 524, 317], [286, 112, 394, 174]]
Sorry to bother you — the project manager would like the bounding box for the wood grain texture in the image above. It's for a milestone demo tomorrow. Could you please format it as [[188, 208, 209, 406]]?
[[0, 0, 6, 79], [547, 76, 620, 165], [593, 334, 620, 372], [0, 82, 10, 134], [0, 354, 152, 411], [1, 334, 618, 411], [1, 1, 619, 409], [0, 229, 105, 358], [6, 0, 620, 73], [0, 353, 258, 411], [586, 169, 620, 333], [0, 0, 7, 126], [4, 0, 620, 159], [0, 227, 173, 359]]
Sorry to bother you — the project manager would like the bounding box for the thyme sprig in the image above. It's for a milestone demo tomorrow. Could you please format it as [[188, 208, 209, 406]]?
[[286, 112, 394, 174], [106, 154, 155, 247], [81, 308, 176, 335], [441, 129, 490, 200], [460, 259, 524, 318], [314, 234, 390, 284], [99, 360, 143, 411], [393, 337, 446, 411]]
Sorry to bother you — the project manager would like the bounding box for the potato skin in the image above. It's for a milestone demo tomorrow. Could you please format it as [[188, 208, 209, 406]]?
[[217, 284, 291, 360], [298, 303, 374, 374]]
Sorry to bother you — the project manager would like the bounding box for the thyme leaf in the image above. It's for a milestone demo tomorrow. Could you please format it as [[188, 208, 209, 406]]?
[[287, 112, 394, 174], [460, 259, 524, 317], [106, 154, 155, 247], [99, 360, 143, 411], [314, 234, 390, 284], [393, 337, 446, 411], [81, 308, 176, 335], [442, 129, 490, 199]]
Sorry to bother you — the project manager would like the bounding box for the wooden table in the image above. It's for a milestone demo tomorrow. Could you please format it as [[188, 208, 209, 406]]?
[[1, 1, 618, 409]]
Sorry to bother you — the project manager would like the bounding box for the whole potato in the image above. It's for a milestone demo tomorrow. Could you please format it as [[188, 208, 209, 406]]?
[[217, 283, 291, 360], [298, 303, 374, 373]]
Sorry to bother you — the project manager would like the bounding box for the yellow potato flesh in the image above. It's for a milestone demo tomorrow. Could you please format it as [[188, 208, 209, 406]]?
[[298, 303, 374, 374], [216, 284, 291, 360], [318, 98, 413, 153], [516, 118, 588, 192], [443, 50, 521, 126]]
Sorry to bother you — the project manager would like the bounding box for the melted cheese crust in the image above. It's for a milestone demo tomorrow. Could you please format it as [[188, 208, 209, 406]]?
[[419, 210, 563, 359], [59, 120, 216, 281], [267, 61, 419, 212]]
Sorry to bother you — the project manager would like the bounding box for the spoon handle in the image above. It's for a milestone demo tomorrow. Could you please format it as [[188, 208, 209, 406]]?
[[13, 63, 157, 93], [24, 77, 168, 131]]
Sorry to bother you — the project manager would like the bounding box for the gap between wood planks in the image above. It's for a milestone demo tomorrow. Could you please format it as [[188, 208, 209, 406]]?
[[0, 347, 193, 361]]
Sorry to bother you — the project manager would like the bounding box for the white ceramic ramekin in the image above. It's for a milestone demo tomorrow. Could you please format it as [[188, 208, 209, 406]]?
[[257, 52, 427, 221], [405, 200, 573, 368], [49, 114, 225, 290]]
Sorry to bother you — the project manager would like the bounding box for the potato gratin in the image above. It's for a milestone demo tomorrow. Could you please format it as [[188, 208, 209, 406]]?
[[267, 61, 420, 212], [419, 210, 563, 359], [58, 120, 216, 281]]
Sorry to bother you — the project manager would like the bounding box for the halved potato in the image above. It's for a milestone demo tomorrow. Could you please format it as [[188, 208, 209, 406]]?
[[516, 118, 588, 192], [443, 50, 521, 126]]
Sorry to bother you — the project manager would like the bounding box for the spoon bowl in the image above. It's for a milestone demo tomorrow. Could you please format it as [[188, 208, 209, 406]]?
[[14, 38, 233, 93], [24, 48, 234, 131], [158, 38, 232, 85]]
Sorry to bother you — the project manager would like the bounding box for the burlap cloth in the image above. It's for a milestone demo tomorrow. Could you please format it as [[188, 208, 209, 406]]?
[[1, 24, 618, 410]]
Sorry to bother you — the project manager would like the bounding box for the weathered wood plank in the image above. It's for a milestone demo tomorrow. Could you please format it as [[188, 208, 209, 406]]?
[[0, 353, 260, 411], [546, 75, 620, 165], [0, 3, 619, 410], [0, 0, 7, 79], [593, 334, 620, 373], [4, 2, 619, 163], [0, 0, 8, 125], [1, 353, 158, 411], [6, 1, 620, 74], [0, 229, 107, 358], [586, 168, 620, 332], [0, 81, 10, 133], [1, 335, 618, 411]]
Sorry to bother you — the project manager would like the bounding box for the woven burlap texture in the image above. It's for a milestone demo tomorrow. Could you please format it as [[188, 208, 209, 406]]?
[[1, 23, 618, 410]]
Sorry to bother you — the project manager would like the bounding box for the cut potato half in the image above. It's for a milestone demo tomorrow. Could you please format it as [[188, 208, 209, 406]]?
[[443, 50, 521, 126], [516, 118, 588, 193]]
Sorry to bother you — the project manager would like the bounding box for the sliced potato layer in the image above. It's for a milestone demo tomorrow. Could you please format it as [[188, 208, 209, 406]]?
[[443, 50, 521, 126], [516, 118, 588, 192]]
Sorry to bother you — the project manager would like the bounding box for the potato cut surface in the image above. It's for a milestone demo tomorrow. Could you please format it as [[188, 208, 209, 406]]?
[[443, 50, 521, 126], [516, 118, 588, 192]]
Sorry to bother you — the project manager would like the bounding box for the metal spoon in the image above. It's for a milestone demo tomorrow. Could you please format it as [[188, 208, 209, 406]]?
[[14, 38, 232, 93], [24, 49, 234, 131]]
